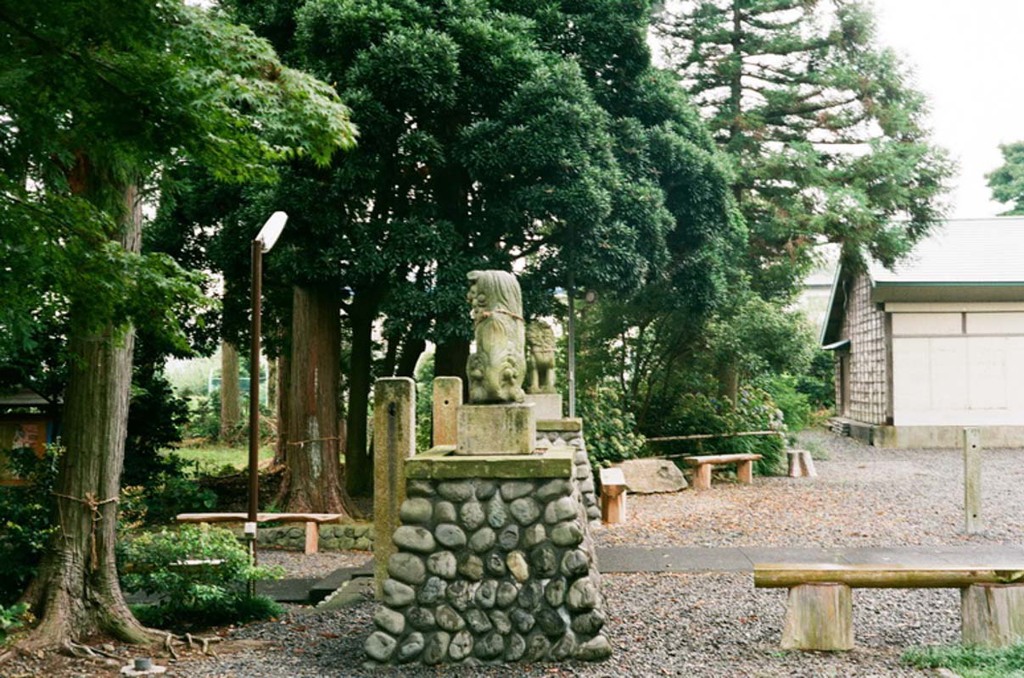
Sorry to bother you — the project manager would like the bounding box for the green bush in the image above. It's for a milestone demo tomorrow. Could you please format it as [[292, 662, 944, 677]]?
[[796, 349, 835, 411], [118, 525, 282, 630], [0, 602, 30, 645], [762, 374, 812, 434], [0, 446, 60, 606], [649, 387, 785, 475], [577, 387, 646, 468]]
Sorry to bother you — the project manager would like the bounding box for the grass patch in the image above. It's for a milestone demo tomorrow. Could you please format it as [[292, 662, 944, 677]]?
[[802, 438, 829, 461], [903, 643, 1024, 677], [163, 444, 274, 474]]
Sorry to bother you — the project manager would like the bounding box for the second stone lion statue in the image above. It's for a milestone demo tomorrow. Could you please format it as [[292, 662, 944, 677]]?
[[525, 320, 557, 394], [465, 270, 526, 403]]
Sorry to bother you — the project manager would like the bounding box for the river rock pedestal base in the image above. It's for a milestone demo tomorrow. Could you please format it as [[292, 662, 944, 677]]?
[[364, 445, 611, 666]]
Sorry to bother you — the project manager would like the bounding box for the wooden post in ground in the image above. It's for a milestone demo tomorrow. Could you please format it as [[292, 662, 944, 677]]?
[[963, 427, 982, 534], [432, 376, 462, 447], [781, 583, 854, 651], [373, 377, 416, 599], [961, 584, 1024, 647]]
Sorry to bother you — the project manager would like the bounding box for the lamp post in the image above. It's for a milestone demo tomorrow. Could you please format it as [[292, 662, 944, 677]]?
[[247, 211, 288, 569]]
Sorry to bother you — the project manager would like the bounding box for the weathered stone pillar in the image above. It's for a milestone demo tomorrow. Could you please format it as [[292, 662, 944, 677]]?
[[432, 377, 462, 447], [373, 377, 416, 599]]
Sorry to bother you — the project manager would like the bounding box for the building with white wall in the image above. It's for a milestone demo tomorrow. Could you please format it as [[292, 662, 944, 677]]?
[[821, 217, 1024, 447]]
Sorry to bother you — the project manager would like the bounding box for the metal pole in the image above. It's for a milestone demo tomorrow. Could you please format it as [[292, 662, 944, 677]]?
[[248, 239, 262, 576], [567, 267, 576, 418]]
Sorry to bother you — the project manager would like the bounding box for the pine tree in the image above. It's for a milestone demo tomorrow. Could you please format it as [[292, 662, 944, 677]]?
[[659, 0, 953, 298]]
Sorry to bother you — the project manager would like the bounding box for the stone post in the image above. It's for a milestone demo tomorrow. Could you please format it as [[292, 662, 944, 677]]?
[[964, 427, 982, 534], [373, 377, 416, 599], [432, 376, 462, 447]]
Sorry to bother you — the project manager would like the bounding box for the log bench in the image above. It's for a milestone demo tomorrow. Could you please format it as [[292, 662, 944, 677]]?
[[683, 453, 762, 490], [754, 563, 1024, 650], [175, 512, 344, 555]]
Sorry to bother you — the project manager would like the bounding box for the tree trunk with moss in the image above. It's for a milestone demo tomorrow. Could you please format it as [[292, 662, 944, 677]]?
[[278, 286, 346, 513], [21, 174, 154, 649], [219, 340, 241, 442]]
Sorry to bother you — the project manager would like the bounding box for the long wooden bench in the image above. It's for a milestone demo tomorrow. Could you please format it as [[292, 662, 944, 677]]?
[[683, 453, 762, 490], [176, 512, 344, 555], [755, 563, 1024, 650]]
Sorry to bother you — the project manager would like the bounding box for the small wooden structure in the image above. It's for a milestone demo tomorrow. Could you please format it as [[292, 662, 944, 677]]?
[[599, 467, 627, 524], [176, 512, 344, 555], [682, 453, 762, 490], [755, 563, 1024, 650], [786, 449, 817, 478]]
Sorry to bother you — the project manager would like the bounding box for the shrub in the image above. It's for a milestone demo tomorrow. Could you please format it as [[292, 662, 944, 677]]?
[[118, 524, 282, 630], [762, 373, 813, 434], [0, 445, 60, 606], [577, 387, 646, 469], [0, 602, 30, 645], [649, 387, 786, 475]]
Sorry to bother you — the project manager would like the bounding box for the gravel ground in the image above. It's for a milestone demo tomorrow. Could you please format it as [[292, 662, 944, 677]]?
[[7, 429, 1020, 677]]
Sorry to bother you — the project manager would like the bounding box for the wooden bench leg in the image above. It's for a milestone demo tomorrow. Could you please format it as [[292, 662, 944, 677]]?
[[737, 460, 754, 484], [962, 584, 1024, 647], [781, 583, 854, 651], [787, 450, 817, 478], [692, 463, 712, 491], [304, 521, 319, 555]]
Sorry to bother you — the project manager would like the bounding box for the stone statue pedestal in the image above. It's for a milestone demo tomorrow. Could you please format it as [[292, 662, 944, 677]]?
[[524, 393, 562, 420], [455, 403, 536, 455]]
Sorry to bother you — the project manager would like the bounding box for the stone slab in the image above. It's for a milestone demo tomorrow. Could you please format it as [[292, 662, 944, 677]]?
[[536, 418, 582, 433], [614, 458, 687, 493], [524, 393, 562, 420], [456, 403, 536, 455], [406, 447, 574, 480], [309, 560, 374, 604]]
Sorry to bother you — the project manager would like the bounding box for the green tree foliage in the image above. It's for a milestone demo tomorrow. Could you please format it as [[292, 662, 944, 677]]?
[[659, 0, 953, 298], [158, 0, 738, 496], [0, 0, 354, 648], [986, 141, 1024, 215]]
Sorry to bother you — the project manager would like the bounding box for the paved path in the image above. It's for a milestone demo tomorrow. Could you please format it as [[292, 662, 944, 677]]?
[[595, 545, 1024, 573], [262, 544, 1024, 604]]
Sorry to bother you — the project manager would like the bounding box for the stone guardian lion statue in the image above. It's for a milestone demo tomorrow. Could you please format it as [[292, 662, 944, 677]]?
[[525, 320, 557, 394], [465, 270, 526, 403]]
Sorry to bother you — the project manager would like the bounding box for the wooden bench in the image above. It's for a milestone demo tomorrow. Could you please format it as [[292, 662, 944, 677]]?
[[175, 512, 344, 555], [755, 563, 1024, 650], [683, 453, 762, 490]]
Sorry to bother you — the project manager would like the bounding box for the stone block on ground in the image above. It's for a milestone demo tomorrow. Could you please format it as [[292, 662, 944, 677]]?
[[614, 459, 687, 494]]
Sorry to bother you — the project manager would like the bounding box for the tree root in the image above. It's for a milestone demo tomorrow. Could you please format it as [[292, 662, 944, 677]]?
[[61, 640, 124, 661], [163, 632, 223, 659]]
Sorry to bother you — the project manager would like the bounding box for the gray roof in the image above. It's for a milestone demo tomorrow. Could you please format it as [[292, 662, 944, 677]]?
[[870, 217, 1024, 285], [821, 217, 1024, 347]]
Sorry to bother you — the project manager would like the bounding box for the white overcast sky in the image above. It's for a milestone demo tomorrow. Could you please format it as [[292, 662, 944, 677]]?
[[873, 1, 1024, 218]]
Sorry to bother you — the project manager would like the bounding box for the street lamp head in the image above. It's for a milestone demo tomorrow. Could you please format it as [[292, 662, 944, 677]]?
[[255, 211, 288, 252]]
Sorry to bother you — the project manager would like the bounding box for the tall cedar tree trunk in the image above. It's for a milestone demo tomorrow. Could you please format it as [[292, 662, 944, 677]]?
[[21, 164, 152, 648], [273, 355, 290, 466], [345, 291, 376, 497], [219, 341, 241, 441], [278, 286, 345, 512]]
